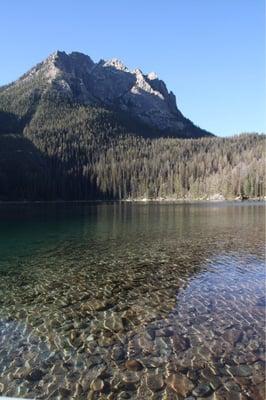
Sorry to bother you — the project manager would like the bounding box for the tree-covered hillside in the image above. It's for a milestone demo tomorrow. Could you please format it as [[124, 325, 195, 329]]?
[[0, 103, 264, 201]]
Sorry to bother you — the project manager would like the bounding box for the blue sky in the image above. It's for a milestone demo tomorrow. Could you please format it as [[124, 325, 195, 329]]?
[[0, 0, 265, 136]]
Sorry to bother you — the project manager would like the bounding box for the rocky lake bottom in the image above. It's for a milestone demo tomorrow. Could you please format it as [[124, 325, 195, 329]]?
[[0, 202, 265, 399]]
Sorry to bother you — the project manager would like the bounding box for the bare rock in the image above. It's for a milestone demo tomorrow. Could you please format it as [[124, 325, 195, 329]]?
[[4, 50, 209, 136]]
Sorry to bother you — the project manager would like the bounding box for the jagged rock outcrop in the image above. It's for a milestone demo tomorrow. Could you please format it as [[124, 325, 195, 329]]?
[[0, 50, 212, 137]]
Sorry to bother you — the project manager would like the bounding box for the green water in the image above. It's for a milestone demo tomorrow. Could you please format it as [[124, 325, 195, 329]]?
[[0, 202, 265, 399]]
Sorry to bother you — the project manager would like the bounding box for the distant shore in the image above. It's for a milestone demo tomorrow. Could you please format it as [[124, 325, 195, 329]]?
[[123, 197, 265, 203], [0, 197, 264, 205]]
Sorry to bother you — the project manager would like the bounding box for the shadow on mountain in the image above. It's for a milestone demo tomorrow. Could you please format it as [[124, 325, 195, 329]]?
[[0, 132, 107, 201]]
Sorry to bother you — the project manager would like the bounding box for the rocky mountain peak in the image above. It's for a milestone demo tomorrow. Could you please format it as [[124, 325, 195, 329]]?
[[0, 50, 211, 136], [147, 71, 158, 80], [103, 58, 129, 72], [41, 51, 183, 131]]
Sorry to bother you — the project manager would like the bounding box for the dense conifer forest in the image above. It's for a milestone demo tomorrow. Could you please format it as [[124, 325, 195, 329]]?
[[0, 103, 264, 201]]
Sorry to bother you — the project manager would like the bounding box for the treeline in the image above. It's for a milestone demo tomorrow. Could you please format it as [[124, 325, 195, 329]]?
[[90, 134, 265, 200], [0, 104, 265, 201]]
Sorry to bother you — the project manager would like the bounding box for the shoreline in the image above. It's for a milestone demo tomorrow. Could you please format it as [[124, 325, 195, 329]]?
[[0, 197, 264, 205]]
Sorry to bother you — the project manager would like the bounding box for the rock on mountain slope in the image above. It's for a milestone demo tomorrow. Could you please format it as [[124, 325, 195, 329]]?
[[0, 50, 212, 137]]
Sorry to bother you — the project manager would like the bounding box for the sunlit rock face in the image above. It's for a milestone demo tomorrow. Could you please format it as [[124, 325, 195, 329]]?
[[5, 50, 198, 134], [45, 51, 186, 131]]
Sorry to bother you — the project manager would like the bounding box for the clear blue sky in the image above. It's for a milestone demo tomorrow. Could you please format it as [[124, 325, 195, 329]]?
[[0, 0, 265, 136]]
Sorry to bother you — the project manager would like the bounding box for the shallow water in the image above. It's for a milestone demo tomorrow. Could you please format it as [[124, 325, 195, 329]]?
[[0, 202, 265, 399]]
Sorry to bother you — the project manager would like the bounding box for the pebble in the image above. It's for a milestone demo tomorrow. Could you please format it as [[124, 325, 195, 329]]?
[[224, 380, 241, 392], [146, 373, 165, 392], [214, 386, 243, 400], [74, 382, 83, 397], [90, 300, 111, 311], [229, 365, 252, 377], [117, 392, 131, 399], [256, 296, 266, 306], [58, 387, 71, 398], [90, 378, 104, 392], [249, 382, 265, 400], [104, 315, 124, 332], [97, 335, 116, 347], [26, 368, 45, 382], [209, 376, 222, 391], [120, 372, 139, 391], [125, 359, 143, 371], [192, 383, 212, 397], [156, 327, 174, 337], [172, 334, 190, 352], [222, 328, 242, 345], [166, 373, 194, 397], [143, 356, 166, 368], [111, 345, 125, 361], [121, 371, 141, 385]]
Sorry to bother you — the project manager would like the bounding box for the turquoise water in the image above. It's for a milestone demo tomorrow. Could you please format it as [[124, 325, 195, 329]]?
[[0, 202, 265, 399]]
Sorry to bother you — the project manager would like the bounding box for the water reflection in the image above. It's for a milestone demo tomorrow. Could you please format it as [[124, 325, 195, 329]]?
[[0, 202, 265, 399]]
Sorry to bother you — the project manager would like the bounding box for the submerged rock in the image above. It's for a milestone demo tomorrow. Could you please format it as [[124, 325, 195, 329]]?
[[146, 372, 165, 392], [166, 373, 194, 396], [111, 345, 125, 361], [172, 334, 190, 352], [125, 359, 143, 371], [58, 387, 71, 398], [26, 368, 45, 382], [90, 378, 105, 392], [222, 328, 242, 345], [256, 296, 266, 307], [192, 383, 212, 397], [228, 365, 252, 377], [103, 315, 125, 332]]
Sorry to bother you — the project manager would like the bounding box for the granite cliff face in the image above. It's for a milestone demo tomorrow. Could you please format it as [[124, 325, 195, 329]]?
[[0, 50, 211, 137]]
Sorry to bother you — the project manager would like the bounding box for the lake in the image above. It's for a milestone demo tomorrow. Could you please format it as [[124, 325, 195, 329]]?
[[0, 202, 265, 399]]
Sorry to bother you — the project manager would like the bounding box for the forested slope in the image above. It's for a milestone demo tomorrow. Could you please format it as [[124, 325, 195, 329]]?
[[0, 51, 264, 201], [0, 103, 264, 201]]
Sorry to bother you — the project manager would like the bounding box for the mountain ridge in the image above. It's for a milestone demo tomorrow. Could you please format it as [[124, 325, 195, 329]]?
[[0, 50, 212, 138], [5, 51, 265, 203]]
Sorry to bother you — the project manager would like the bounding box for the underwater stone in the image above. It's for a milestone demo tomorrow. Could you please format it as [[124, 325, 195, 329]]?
[[256, 296, 266, 306], [104, 315, 125, 332], [146, 372, 165, 392], [222, 328, 242, 345], [58, 387, 71, 398], [192, 383, 212, 397], [249, 382, 265, 400], [26, 368, 45, 382], [224, 380, 241, 392], [229, 365, 252, 377], [166, 373, 194, 397], [90, 378, 105, 392], [111, 345, 125, 361], [125, 359, 143, 371], [172, 334, 190, 352]]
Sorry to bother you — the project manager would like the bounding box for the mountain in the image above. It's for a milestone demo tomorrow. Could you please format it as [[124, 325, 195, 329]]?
[[0, 50, 212, 138], [0, 51, 264, 201]]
